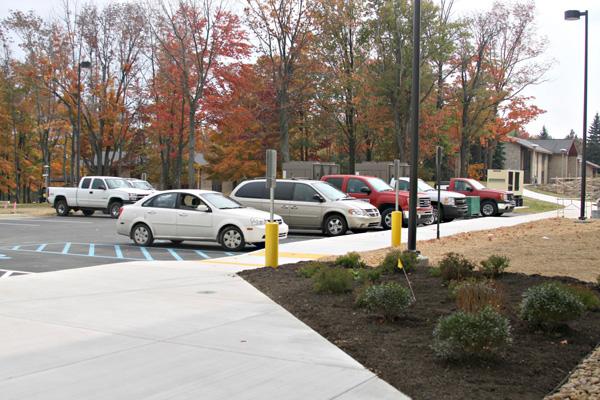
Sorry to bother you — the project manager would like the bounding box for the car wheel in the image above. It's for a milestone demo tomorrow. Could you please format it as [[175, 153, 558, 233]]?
[[323, 214, 347, 236], [55, 199, 70, 216], [219, 226, 245, 251], [380, 207, 394, 230], [432, 204, 443, 223], [170, 240, 183, 245], [253, 242, 266, 249], [82, 209, 94, 216], [132, 223, 154, 246], [480, 200, 498, 217], [109, 201, 122, 219]]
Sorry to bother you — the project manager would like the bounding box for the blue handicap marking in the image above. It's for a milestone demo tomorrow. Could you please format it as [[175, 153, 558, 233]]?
[[0, 253, 11, 260]]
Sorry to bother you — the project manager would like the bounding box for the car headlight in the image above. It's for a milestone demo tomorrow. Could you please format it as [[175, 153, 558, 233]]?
[[442, 197, 455, 206], [250, 217, 267, 226], [128, 193, 137, 201], [502, 194, 508, 201], [348, 208, 366, 216]]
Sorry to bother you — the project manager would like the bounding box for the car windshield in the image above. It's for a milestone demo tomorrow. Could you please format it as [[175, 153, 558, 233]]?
[[366, 177, 393, 192], [105, 178, 130, 189], [417, 179, 435, 192], [466, 179, 486, 190], [202, 193, 244, 209], [312, 181, 350, 201], [128, 180, 153, 190]]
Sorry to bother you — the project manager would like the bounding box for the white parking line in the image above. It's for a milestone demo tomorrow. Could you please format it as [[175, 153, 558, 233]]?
[[0, 222, 40, 227]]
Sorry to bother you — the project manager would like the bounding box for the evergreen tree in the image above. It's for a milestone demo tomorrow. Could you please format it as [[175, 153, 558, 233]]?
[[566, 129, 577, 139], [587, 113, 600, 164], [538, 125, 550, 139], [492, 142, 506, 169]]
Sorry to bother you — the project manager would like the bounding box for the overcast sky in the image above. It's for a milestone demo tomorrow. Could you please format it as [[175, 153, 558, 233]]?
[[1, 0, 598, 139]]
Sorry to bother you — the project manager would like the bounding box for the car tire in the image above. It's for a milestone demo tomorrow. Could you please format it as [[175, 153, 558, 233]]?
[[480, 200, 498, 217], [323, 214, 348, 236], [219, 225, 245, 251], [170, 240, 183, 245], [82, 209, 94, 216], [380, 207, 394, 230], [253, 242, 266, 249], [131, 223, 154, 246], [352, 229, 368, 234], [109, 201, 122, 219], [55, 199, 70, 216], [432, 204, 443, 223]]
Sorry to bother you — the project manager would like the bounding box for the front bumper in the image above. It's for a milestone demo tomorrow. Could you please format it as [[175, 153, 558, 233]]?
[[243, 223, 289, 243], [498, 201, 515, 212], [402, 208, 434, 225], [443, 204, 468, 219], [347, 214, 381, 230]]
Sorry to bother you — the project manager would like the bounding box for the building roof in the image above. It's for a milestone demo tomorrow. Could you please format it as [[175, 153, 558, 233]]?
[[511, 137, 553, 154], [527, 139, 577, 155]]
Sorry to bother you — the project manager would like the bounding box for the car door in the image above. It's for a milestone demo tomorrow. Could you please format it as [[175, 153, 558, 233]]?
[[83, 178, 108, 208], [233, 181, 268, 211], [346, 178, 372, 203], [76, 178, 93, 207], [452, 180, 473, 196], [286, 183, 323, 229], [176, 193, 213, 239], [273, 182, 294, 222], [142, 192, 179, 238]]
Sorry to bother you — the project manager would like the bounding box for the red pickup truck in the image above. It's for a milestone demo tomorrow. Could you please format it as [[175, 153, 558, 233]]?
[[446, 178, 515, 217], [321, 175, 434, 229]]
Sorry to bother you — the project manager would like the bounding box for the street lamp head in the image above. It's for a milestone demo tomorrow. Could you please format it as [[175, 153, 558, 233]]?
[[80, 61, 92, 68], [564, 10, 582, 20]]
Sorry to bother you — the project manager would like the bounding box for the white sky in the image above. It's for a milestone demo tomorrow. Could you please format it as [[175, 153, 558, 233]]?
[[1, 0, 599, 139]]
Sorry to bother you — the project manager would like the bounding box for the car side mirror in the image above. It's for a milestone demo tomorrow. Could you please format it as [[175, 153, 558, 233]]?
[[466, 187, 473, 192], [360, 186, 371, 194], [197, 205, 210, 212], [98, 185, 106, 190], [313, 194, 325, 202]]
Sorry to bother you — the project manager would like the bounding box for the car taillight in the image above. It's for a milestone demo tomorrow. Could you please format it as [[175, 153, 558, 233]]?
[[117, 207, 124, 218]]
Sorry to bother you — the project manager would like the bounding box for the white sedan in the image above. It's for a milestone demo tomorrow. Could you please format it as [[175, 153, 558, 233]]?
[[117, 190, 288, 251]]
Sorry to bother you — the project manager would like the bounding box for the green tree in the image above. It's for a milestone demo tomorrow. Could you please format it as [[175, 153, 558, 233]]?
[[538, 125, 550, 139], [492, 141, 505, 169], [565, 129, 577, 139], [587, 113, 600, 164]]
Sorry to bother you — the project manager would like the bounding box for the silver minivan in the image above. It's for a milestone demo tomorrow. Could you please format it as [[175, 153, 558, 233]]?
[[230, 179, 381, 236]]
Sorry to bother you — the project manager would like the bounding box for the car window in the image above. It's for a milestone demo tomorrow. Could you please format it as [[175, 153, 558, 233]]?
[[91, 179, 105, 190], [202, 193, 244, 209], [235, 181, 267, 199], [81, 178, 92, 189], [293, 183, 319, 202], [275, 182, 293, 201], [324, 177, 343, 190], [398, 180, 409, 190], [454, 181, 471, 191], [144, 192, 178, 209], [105, 178, 129, 189], [179, 193, 207, 210], [347, 178, 367, 193]]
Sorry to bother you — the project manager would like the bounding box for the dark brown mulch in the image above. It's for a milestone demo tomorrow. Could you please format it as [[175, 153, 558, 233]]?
[[239, 264, 600, 400]]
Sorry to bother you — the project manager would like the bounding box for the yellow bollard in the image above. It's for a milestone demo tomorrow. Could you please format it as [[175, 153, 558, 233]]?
[[391, 211, 402, 247], [265, 222, 279, 268]]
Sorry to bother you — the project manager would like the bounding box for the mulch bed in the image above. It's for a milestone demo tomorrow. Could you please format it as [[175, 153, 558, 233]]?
[[239, 263, 600, 400]]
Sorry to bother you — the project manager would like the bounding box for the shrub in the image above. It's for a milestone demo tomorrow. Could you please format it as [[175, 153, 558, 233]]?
[[357, 282, 413, 320], [432, 306, 512, 360], [312, 267, 354, 294], [455, 280, 503, 314], [353, 268, 381, 284], [519, 283, 585, 328], [438, 252, 476, 282], [334, 252, 366, 269], [559, 284, 600, 311], [379, 249, 418, 274], [480, 255, 510, 278], [297, 263, 324, 278], [428, 267, 442, 278]]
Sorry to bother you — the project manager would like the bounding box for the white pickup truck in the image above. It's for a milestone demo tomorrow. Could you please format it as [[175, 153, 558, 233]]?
[[47, 176, 153, 218]]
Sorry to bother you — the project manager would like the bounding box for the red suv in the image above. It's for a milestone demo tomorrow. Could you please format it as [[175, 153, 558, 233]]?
[[321, 174, 433, 229]]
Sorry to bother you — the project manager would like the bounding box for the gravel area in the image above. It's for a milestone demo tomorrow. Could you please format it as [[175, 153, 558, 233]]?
[[545, 346, 600, 400]]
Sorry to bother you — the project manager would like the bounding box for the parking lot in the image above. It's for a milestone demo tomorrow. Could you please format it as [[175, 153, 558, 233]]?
[[0, 215, 319, 275]]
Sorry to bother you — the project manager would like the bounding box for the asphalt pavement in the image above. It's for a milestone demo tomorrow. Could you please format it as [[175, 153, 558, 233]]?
[[0, 215, 318, 274]]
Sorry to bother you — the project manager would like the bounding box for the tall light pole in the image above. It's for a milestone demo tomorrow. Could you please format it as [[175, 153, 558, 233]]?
[[565, 9, 588, 220], [75, 61, 92, 184], [407, 0, 421, 252]]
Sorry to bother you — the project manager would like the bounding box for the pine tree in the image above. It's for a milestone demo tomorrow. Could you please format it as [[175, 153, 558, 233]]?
[[492, 142, 506, 169], [566, 129, 577, 139], [538, 125, 550, 139], [587, 113, 600, 164]]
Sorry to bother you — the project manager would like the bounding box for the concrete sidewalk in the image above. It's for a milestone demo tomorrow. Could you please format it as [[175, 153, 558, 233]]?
[[0, 262, 405, 400]]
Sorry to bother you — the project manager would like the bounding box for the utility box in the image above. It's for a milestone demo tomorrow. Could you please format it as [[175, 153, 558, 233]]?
[[465, 196, 481, 218], [355, 161, 410, 183], [282, 161, 340, 180], [487, 169, 524, 206]]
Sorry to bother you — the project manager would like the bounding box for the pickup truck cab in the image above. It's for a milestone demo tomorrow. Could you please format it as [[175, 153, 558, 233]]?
[[391, 177, 467, 223], [321, 175, 433, 229], [47, 176, 153, 218], [446, 178, 515, 217]]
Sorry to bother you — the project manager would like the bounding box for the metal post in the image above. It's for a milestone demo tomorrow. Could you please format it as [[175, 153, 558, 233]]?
[[436, 146, 442, 240], [392, 159, 402, 247], [75, 63, 82, 184], [580, 11, 588, 220], [407, 0, 421, 252], [265, 149, 278, 267]]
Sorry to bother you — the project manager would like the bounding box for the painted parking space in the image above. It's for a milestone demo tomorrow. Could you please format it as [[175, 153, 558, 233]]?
[[0, 242, 241, 263]]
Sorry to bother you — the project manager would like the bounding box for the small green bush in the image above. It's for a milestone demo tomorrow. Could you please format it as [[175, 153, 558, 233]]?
[[519, 283, 585, 328], [432, 306, 512, 360], [438, 252, 476, 282], [297, 263, 324, 278], [357, 282, 413, 320], [480, 255, 510, 278], [559, 284, 600, 311], [353, 268, 381, 284], [334, 252, 366, 269], [455, 280, 503, 314], [428, 266, 442, 277], [312, 267, 354, 294], [379, 249, 418, 274]]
